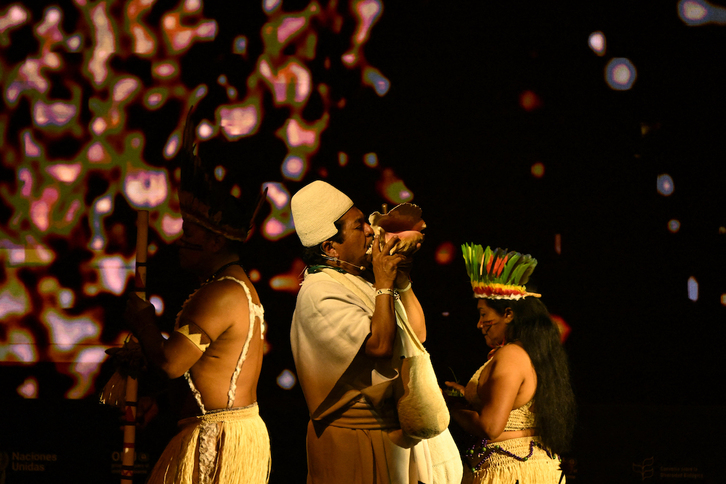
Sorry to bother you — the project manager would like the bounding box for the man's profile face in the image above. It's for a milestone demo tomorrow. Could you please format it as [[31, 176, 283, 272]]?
[[330, 207, 374, 270]]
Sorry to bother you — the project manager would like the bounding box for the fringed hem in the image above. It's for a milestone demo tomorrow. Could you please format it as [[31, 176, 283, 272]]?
[[463, 436, 564, 484], [148, 407, 271, 484]]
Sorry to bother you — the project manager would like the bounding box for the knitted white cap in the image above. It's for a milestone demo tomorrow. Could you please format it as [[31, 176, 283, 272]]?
[[291, 181, 354, 247]]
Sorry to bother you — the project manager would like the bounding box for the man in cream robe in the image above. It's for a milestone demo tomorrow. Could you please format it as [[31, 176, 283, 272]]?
[[290, 181, 433, 484]]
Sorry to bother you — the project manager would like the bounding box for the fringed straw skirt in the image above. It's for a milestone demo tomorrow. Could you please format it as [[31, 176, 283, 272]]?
[[147, 404, 270, 484], [463, 436, 564, 484]]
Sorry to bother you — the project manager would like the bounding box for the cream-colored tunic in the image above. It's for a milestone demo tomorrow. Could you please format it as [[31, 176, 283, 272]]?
[[291, 269, 434, 483]]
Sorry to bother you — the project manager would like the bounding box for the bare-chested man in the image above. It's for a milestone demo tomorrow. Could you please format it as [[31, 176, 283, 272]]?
[[124, 109, 270, 484]]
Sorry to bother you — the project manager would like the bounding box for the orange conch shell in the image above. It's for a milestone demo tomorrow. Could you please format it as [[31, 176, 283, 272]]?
[[369, 203, 426, 256]]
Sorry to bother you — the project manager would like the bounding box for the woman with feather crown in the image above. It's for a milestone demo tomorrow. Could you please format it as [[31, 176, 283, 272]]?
[[444, 244, 576, 483]]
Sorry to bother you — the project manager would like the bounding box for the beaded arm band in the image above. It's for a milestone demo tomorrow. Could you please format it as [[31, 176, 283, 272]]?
[[176, 322, 212, 352]]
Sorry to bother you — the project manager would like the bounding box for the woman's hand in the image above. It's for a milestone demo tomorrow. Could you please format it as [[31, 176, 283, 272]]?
[[444, 381, 466, 395], [443, 382, 468, 409]]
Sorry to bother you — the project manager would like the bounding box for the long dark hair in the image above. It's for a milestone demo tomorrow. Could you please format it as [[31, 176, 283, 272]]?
[[485, 297, 576, 454]]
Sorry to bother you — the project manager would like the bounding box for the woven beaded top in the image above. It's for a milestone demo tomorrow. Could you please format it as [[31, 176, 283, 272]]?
[[465, 359, 537, 432]]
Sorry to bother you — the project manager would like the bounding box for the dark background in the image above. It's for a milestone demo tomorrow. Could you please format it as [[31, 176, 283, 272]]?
[[2, 0, 725, 482]]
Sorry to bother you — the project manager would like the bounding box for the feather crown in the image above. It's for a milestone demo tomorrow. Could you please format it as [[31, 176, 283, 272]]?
[[461, 243, 541, 300], [178, 107, 266, 242]]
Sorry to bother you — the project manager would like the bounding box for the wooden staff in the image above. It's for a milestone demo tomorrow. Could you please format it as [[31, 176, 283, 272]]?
[[121, 210, 148, 482]]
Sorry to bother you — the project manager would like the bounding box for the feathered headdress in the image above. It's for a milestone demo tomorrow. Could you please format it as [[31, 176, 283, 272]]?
[[178, 107, 266, 241], [461, 243, 541, 300]]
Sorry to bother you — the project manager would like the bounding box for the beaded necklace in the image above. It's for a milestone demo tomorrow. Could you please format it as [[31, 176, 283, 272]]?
[[487, 340, 508, 360], [307, 264, 347, 274]]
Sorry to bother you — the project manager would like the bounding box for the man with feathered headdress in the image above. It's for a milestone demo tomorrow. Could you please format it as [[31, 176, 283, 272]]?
[[124, 108, 270, 484]]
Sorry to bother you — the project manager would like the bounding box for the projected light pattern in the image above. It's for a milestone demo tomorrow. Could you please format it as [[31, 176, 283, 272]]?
[[0, 1, 393, 399], [363, 67, 390, 96], [282, 155, 307, 180], [218, 104, 259, 139], [0, 5, 28, 34], [678, 0, 726, 26], [0, 329, 36, 363], [45, 311, 99, 352], [605, 58, 637, 90], [262, 182, 295, 241], [17, 377, 38, 398], [68, 347, 109, 398]]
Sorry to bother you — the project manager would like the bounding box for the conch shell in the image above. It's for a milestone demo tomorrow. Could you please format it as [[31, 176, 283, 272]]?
[[368, 203, 426, 256]]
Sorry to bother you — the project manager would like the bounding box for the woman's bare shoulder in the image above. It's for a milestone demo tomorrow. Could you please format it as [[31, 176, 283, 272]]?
[[490, 343, 532, 367]]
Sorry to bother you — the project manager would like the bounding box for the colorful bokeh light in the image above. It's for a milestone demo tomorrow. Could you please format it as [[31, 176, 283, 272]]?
[[605, 57, 637, 90], [550, 314, 571, 343], [588, 31, 606, 56], [276, 369, 297, 390], [17, 377, 38, 398], [364, 153, 379, 167], [678, 0, 726, 26], [519, 90, 542, 111], [688, 276, 699, 301], [435, 242, 456, 265], [0, 0, 394, 399], [531, 162, 545, 178], [555, 234, 562, 255], [657, 174, 674, 196]]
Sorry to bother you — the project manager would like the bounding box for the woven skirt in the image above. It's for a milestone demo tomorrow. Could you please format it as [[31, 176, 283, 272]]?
[[147, 404, 270, 484], [463, 436, 563, 484]]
